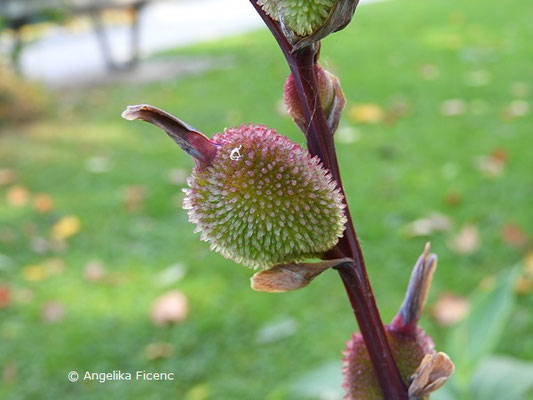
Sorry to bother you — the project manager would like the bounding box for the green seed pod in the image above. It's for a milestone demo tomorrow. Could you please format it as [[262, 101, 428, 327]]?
[[258, 0, 360, 51], [183, 124, 347, 269]]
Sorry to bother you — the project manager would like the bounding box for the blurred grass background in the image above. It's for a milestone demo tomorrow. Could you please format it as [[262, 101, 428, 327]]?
[[1, 0, 532, 398]]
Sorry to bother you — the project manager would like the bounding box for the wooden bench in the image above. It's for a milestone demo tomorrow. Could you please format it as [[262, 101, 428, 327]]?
[[0, 0, 152, 70]]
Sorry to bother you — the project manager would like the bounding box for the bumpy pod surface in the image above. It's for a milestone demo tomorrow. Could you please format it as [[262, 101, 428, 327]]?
[[342, 328, 434, 400], [259, 0, 336, 36], [183, 124, 346, 269]]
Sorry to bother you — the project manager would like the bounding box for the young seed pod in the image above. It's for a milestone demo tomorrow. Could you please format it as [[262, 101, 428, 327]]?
[[123, 105, 347, 270], [342, 244, 441, 399], [185, 124, 347, 269], [284, 63, 345, 134], [258, 0, 360, 51]]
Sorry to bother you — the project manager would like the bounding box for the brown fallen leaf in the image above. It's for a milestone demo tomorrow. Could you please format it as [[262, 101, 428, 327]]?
[[6, 186, 29, 207], [41, 301, 65, 323], [150, 290, 188, 326], [500, 223, 529, 248], [431, 292, 470, 326], [0, 169, 16, 186], [0, 283, 10, 309], [144, 342, 175, 360], [348, 103, 384, 124], [123, 185, 147, 213], [443, 191, 462, 207], [33, 194, 54, 213], [51, 215, 81, 240], [448, 223, 480, 254], [404, 213, 453, 237]]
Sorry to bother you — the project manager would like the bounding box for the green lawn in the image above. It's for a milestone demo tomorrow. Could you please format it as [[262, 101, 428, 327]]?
[[1, 0, 532, 398]]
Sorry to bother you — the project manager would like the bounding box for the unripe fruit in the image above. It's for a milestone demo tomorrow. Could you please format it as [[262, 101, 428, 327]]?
[[259, 0, 336, 37], [183, 124, 347, 269], [284, 64, 345, 134], [342, 244, 439, 399], [342, 327, 434, 400]]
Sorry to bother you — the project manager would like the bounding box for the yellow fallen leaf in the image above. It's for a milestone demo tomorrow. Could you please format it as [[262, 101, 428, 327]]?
[[51, 216, 81, 240], [23, 265, 49, 282], [348, 103, 384, 124]]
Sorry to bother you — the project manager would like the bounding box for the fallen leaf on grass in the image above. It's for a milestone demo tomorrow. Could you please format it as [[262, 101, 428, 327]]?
[[431, 292, 470, 326], [0, 284, 10, 309], [440, 99, 466, 116], [515, 276, 532, 295], [6, 186, 29, 207], [448, 223, 480, 254], [150, 290, 188, 326], [501, 100, 529, 120], [444, 191, 462, 207], [33, 194, 54, 213], [22, 265, 49, 282], [475, 149, 508, 178], [123, 185, 147, 213], [41, 301, 65, 323], [51, 215, 81, 240], [348, 103, 384, 124], [0, 169, 16, 186], [144, 342, 175, 360], [83, 260, 107, 283], [404, 213, 453, 237], [500, 223, 529, 248]]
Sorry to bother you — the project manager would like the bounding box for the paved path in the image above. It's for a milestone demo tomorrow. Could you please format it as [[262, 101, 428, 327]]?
[[1, 0, 378, 88]]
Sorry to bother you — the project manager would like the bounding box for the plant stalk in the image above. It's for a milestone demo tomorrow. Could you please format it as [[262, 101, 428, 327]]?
[[249, 2, 408, 398]]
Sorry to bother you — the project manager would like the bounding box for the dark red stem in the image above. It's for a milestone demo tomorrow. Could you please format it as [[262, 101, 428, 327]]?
[[249, 2, 408, 398]]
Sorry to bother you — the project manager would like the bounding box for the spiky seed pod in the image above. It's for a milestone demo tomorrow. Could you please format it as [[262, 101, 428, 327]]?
[[257, 0, 359, 51], [342, 328, 435, 400], [284, 63, 345, 134], [259, 0, 336, 37], [183, 124, 347, 269]]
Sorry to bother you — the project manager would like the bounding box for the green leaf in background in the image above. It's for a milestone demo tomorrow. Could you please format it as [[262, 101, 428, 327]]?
[[471, 356, 533, 400], [446, 267, 519, 377], [290, 361, 344, 400]]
